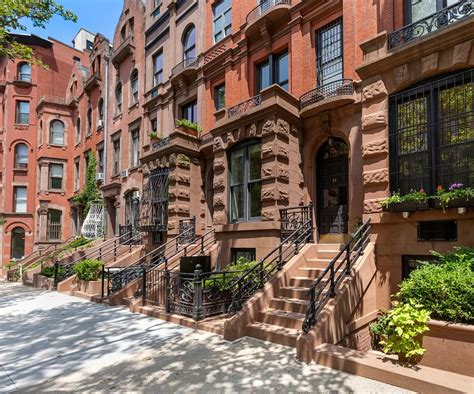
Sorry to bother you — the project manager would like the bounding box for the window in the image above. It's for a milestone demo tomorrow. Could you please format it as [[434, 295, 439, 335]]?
[[316, 18, 343, 86], [49, 163, 64, 190], [214, 84, 225, 111], [87, 107, 92, 135], [50, 120, 65, 145], [116, 83, 123, 114], [98, 98, 104, 126], [84, 151, 90, 179], [75, 118, 81, 144], [113, 139, 120, 175], [17, 63, 31, 82], [130, 69, 139, 105], [97, 146, 105, 175], [125, 191, 140, 228], [402, 255, 436, 279], [153, 51, 163, 86], [131, 129, 140, 167], [417, 220, 457, 242], [181, 100, 198, 123], [39, 120, 43, 144], [74, 158, 80, 190], [14, 144, 28, 169], [152, 0, 161, 17], [389, 69, 474, 195], [213, 0, 232, 43], [10, 227, 25, 259], [257, 51, 289, 92], [229, 141, 262, 221], [183, 25, 196, 61], [405, 0, 459, 24], [16, 101, 29, 124], [47, 209, 62, 241], [151, 117, 158, 133], [14, 186, 27, 213], [86, 40, 94, 51], [120, 25, 127, 42], [231, 248, 256, 264]]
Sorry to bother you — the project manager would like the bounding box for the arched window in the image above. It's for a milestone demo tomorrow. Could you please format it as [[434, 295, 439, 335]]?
[[75, 118, 81, 144], [183, 25, 196, 61], [116, 83, 123, 114], [14, 143, 28, 169], [11, 227, 25, 259], [50, 120, 65, 145], [98, 98, 104, 125], [130, 69, 139, 105], [87, 107, 92, 135], [17, 62, 31, 82]]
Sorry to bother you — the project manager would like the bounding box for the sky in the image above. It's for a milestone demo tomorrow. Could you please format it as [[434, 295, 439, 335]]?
[[16, 0, 124, 45]]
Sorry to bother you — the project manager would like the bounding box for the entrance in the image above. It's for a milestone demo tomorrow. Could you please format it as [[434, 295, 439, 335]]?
[[11, 227, 25, 259], [316, 138, 349, 240]]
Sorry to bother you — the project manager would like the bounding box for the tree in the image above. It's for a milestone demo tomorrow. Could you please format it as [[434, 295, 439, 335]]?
[[73, 152, 102, 215], [0, 0, 77, 65]]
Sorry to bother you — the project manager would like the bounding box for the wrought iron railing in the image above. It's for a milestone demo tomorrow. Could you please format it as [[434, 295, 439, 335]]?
[[200, 133, 213, 144], [246, 0, 292, 25], [138, 168, 169, 232], [228, 94, 262, 118], [178, 217, 196, 245], [151, 136, 170, 152], [280, 204, 313, 242], [171, 57, 199, 76], [299, 79, 354, 110], [47, 222, 62, 241], [388, 1, 474, 50], [54, 230, 143, 285], [302, 219, 371, 334], [118, 225, 141, 245]]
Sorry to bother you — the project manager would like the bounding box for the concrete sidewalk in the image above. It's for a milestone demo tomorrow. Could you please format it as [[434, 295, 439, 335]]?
[[0, 282, 410, 393]]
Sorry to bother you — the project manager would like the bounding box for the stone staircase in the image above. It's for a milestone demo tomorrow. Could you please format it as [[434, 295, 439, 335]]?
[[246, 243, 344, 347]]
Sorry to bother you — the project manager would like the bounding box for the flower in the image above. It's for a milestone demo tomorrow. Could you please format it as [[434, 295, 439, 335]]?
[[437, 185, 444, 192], [449, 183, 464, 191], [419, 188, 425, 193]]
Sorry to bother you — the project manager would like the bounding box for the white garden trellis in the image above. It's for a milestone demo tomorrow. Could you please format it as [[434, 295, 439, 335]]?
[[81, 203, 104, 239]]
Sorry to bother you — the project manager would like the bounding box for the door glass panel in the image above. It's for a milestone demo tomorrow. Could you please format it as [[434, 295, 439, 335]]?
[[410, 0, 437, 23]]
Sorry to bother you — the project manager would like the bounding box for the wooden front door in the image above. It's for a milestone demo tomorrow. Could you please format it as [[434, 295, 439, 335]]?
[[317, 139, 349, 235]]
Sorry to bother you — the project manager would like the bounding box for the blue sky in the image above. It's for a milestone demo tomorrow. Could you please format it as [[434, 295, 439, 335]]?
[[17, 0, 123, 45]]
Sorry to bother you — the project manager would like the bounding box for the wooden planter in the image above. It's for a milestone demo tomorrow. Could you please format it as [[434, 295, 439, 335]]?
[[383, 201, 430, 213], [176, 124, 199, 137]]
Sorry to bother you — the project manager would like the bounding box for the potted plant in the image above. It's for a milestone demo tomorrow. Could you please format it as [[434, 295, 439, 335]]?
[[175, 119, 202, 137], [149, 131, 159, 141], [381, 189, 429, 213], [375, 299, 430, 364], [433, 183, 474, 212], [73, 259, 104, 295]]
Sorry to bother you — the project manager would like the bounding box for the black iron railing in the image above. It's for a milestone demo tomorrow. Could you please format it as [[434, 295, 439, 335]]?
[[171, 57, 199, 76], [246, 0, 292, 25], [138, 168, 169, 232], [54, 231, 143, 285], [299, 79, 354, 110], [118, 225, 141, 245], [151, 136, 170, 152], [280, 204, 313, 242], [178, 217, 196, 245], [302, 219, 371, 334], [388, 1, 473, 50], [228, 95, 262, 118]]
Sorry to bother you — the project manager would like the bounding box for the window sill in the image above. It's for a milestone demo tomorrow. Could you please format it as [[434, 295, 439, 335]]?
[[13, 167, 28, 172], [46, 190, 65, 196], [14, 124, 29, 129], [47, 144, 66, 150], [113, 113, 123, 121], [129, 165, 141, 174], [128, 102, 139, 112]]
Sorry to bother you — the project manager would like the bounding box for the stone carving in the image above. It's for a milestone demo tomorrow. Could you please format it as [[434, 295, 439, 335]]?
[[261, 188, 275, 201], [277, 119, 290, 137], [262, 144, 275, 158], [452, 40, 472, 66], [362, 79, 387, 102], [261, 209, 275, 221], [168, 205, 177, 214], [177, 190, 190, 199], [278, 189, 289, 203], [262, 165, 274, 178], [213, 177, 225, 190], [393, 64, 409, 85], [364, 199, 383, 214], [363, 169, 389, 185], [168, 190, 177, 199], [213, 213, 226, 225], [277, 146, 289, 159], [362, 139, 388, 158], [262, 119, 275, 135], [421, 53, 438, 76], [226, 131, 235, 146], [362, 111, 387, 131], [177, 205, 190, 214], [177, 154, 191, 169], [177, 174, 190, 184], [249, 123, 257, 137], [278, 168, 290, 180], [213, 194, 225, 208], [291, 125, 299, 135], [168, 221, 177, 230], [168, 173, 176, 184], [213, 136, 224, 152], [201, 207, 206, 217]]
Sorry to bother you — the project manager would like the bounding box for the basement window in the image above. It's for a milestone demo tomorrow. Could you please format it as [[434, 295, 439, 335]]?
[[417, 220, 457, 242], [401, 255, 435, 279], [231, 248, 256, 264]]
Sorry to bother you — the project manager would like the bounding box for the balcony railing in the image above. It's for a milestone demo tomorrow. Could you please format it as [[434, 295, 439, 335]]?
[[228, 94, 262, 118], [47, 222, 62, 241], [246, 0, 291, 25], [151, 136, 170, 152], [299, 79, 354, 110], [171, 57, 199, 76], [388, 1, 474, 50]]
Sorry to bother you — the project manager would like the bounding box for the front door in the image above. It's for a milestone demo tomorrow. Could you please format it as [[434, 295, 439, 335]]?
[[317, 139, 349, 236]]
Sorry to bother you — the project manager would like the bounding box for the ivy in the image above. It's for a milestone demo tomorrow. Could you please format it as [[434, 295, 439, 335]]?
[[73, 152, 102, 215]]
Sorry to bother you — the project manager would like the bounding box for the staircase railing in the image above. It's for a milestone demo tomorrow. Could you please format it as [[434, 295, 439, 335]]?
[[302, 219, 371, 334], [54, 231, 143, 285], [227, 216, 314, 315], [280, 204, 313, 242]]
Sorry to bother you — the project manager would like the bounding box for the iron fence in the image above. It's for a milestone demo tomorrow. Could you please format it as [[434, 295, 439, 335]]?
[[246, 0, 291, 25], [47, 222, 62, 241], [171, 57, 199, 76], [299, 79, 354, 110], [279, 204, 313, 242], [228, 95, 262, 118]]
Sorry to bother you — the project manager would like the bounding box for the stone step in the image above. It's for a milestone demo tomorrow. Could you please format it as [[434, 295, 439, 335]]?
[[289, 276, 314, 288], [258, 308, 305, 330], [270, 297, 310, 314], [316, 243, 343, 251], [297, 267, 324, 278], [280, 286, 310, 300], [316, 250, 342, 260], [305, 258, 344, 269], [246, 321, 299, 348]]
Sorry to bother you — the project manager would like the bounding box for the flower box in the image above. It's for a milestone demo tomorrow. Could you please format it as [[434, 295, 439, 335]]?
[[176, 124, 198, 137], [383, 201, 430, 213], [432, 197, 474, 209]]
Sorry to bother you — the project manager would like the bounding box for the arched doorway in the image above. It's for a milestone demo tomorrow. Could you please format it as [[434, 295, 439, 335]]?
[[11, 227, 25, 259], [316, 138, 349, 238]]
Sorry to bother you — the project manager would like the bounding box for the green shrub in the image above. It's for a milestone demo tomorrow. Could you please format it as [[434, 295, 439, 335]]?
[[41, 265, 63, 278], [375, 300, 430, 359], [399, 248, 474, 324], [64, 237, 93, 251], [203, 257, 259, 292], [73, 259, 103, 281], [175, 119, 202, 134], [380, 189, 428, 208]]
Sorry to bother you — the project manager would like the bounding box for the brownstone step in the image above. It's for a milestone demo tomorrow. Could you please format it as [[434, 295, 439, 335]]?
[[297, 267, 324, 278], [246, 321, 299, 347], [269, 297, 310, 314], [258, 308, 305, 330], [280, 286, 310, 300], [316, 250, 342, 260], [289, 276, 314, 288], [305, 258, 344, 269]]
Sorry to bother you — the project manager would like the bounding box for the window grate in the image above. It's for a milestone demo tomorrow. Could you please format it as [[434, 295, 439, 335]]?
[[316, 18, 343, 87], [417, 220, 457, 242]]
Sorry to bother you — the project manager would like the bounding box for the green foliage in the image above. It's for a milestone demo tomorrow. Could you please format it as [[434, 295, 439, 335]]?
[[434, 184, 474, 208], [41, 265, 62, 278], [73, 259, 103, 281], [175, 119, 202, 134], [203, 257, 258, 292], [73, 152, 102, 215], [149, 131, 160, 140], [399, 248, 474, 323], [381, 189, 428, 208], [376, 300, 430, 359], [64, 237, 93, 251], [0, 0, 77, 66]]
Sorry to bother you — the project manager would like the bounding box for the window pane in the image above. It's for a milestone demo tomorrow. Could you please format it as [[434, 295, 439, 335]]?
[[15, 187, 27, 213], [411, 0, 437, 23], [317, 19, 343, 86], [248, 144, 261, 181], [231, 185, 244, 221], [258, 62, 270, 91], [230, 148, 244, 184], [276, 52, 289, 89], [51, 164, 63, 177], [249, 182, 261, 218]]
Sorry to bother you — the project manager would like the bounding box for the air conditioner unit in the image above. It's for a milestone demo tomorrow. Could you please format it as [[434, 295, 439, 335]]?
[[121, 169, 129, 178], [97, 119, 104, 128], [96, 172, 105, 181]]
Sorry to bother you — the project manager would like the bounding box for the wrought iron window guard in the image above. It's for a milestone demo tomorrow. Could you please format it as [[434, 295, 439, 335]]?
[[299, 79, 354, 110], [302, 219, 371, 334], [228, 94, 262, 118], [246, 0, 292, 26], [138, 168, 169, 232], [388, 1, 474, 50], [171, 57, 199, 76]]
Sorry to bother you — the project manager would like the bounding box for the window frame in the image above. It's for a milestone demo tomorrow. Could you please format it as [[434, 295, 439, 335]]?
[[181, 100, 198, 123], [17, 62, 31, 82], [48, 163, 64, 190], [13, 186, 27, 213], [130, 129, 140, 168], [115, 82, 123, 115], [49, 120, 65, 146], [212, 0, 232, 44], [74, 158, 80, 191], [14, 143, 28, 169], [256, 50, 289, 93], [113, 138, 121, 176], [75, 117, 81, 144], [16, 100, 30, 124], [183, 25, 196, 61], [130, 69, 139, 105], [316, 18, 343, 87], [153, 50, 164, 86], [214, 84, 226, 111]]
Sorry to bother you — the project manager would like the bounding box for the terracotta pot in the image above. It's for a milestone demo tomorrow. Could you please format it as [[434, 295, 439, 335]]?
[[176, 125, 198, 137]]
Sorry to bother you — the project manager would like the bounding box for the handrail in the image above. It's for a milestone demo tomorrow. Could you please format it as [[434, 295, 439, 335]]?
[[171, 57, 199, 76], [246, 0, 292, 26], [299, 79, 354, 110], [302, 219, 372, 333]]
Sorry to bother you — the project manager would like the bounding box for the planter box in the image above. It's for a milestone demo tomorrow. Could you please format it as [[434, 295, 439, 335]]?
[[176, 125, 198, 137], [76, 279, 104, 295], [432, 197, 474, 209], [33, 274, 55, 290], [383, 201, 429, 212]]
